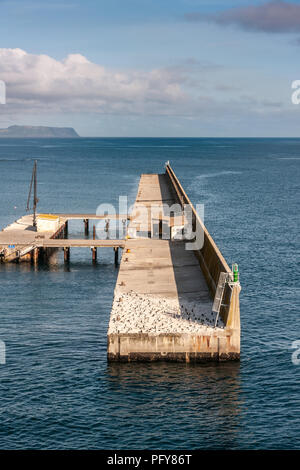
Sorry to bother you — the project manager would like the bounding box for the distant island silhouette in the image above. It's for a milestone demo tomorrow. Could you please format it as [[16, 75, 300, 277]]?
[[0, 125, 79, 138]]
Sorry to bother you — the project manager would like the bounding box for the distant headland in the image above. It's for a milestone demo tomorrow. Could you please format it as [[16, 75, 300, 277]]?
[[0, 125, 79, 138]]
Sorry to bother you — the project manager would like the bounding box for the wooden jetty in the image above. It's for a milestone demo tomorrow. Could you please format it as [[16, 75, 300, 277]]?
[[0, 160, 127, 263], [108, 163, 241, 362], [0, 213, 125, 263]]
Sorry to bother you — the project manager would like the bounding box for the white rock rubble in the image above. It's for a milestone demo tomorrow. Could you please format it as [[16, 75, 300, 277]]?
[[108, 291, 225, 335]]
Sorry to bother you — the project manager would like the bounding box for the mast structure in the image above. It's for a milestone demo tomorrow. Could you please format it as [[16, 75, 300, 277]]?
[[26, 160, 38, 228]]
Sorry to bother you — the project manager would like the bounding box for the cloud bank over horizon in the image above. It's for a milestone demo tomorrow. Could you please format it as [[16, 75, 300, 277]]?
[[0, 38, 297, 136], [0, 48, 191, 116], [0, 47, 287, 119], [0, 0, 299, 136]]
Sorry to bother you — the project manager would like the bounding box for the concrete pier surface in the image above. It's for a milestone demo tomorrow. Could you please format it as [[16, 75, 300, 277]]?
[[108, 164, 241, 362]]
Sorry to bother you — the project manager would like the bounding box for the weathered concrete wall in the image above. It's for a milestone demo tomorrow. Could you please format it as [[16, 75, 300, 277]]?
[[108, 331, 240, 362]]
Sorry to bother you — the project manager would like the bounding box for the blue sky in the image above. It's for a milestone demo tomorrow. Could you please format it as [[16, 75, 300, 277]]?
[[0, 0, 300, 136]]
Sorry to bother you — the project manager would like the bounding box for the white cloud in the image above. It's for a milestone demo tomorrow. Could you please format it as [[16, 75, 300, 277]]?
[[0, 48, 189, 115], [0, 47, 290, 135]]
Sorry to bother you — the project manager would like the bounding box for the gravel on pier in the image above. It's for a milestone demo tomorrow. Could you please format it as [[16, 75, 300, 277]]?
[[108, 291, 225, 335]]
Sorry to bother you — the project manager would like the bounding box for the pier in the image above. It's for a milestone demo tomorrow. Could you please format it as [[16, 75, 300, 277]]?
[[0, 213, 126, 263], [108, 163, 241, 362], [0, 163, 240, 362]]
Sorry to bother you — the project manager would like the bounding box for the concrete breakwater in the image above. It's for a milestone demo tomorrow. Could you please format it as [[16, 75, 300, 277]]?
[[107, 164, 241, 362]]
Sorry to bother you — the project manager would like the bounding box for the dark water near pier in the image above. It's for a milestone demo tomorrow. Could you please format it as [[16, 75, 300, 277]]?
[[0, 138, 299, 449]]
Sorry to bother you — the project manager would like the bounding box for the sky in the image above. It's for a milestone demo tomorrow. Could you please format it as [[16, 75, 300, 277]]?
[[0, 0, 300, 136]]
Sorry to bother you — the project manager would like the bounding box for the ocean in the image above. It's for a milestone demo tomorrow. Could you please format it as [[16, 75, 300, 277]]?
[[0, 137, 299, 449]]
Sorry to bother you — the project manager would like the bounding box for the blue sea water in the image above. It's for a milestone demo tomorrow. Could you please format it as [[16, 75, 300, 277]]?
[[0, 137, 299, 449]]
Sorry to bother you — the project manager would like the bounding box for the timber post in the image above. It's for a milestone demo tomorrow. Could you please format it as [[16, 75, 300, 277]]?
[[114, 247, 119, 265], [92, 247, 97, 263], [64, 247, 70, 263], [84, 219, 89, 236]]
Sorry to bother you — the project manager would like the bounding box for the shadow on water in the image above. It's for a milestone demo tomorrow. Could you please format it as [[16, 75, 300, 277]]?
[[105, 362, 243, 449], [107, 361, 241, 397]]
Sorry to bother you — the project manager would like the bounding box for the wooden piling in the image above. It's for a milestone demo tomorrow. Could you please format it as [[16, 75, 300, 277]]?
[[93, 224, 96, 240], [31, 247, 39, 265], [64, 220, 68, 238], [84, 219, 89, 235], [114, 247, 119, 265], [64, 247, 70, 262], [92, 247, 97, 262], [158, 218, 163, 238]]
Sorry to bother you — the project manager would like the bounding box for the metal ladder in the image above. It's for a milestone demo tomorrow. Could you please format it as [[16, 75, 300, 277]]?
[[212, 272, 230, 328]]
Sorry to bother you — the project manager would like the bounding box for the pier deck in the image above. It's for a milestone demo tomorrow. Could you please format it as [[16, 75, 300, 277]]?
[[0, 213, 125, 262], [51, 214, 129, 220], [108, 168, 241, 362]]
